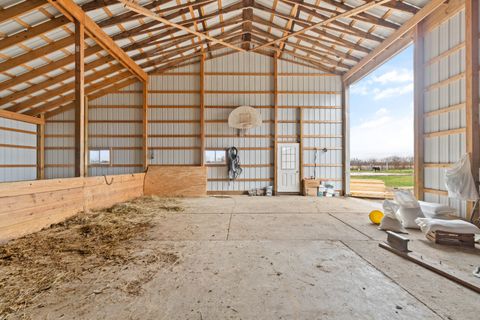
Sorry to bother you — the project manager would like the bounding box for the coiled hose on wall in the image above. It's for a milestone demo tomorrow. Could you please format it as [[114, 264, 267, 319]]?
[[227, 147, 242, 181]]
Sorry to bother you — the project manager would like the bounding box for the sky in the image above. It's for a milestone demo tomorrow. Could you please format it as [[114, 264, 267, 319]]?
[[349, 45, 414, 160]]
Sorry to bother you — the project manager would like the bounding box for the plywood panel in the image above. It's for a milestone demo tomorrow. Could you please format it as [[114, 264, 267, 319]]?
[[144, 166, 206, 197]]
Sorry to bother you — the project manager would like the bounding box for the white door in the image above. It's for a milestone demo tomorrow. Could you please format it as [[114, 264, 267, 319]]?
[[277, 143, 300, 193]]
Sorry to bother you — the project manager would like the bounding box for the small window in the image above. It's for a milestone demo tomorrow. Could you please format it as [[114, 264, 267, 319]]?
[[281, 146, 295, 170], [205, 150, 226, 164], [89, 149, 111, 165]]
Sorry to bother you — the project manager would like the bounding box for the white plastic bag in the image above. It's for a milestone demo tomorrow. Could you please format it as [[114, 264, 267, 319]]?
[[379, 200, 407, 233], [395, 189, 420, 208], [394, 190, 424, 229], [415, 218, 480, 234], [418, 201, 456, 218], [445, 154, 479, 201]]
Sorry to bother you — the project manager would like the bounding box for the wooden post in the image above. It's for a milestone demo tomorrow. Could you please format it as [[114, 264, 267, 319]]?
[[36, 113, 45, 180], [414, 23, 425, 200], [466, 0, 479, 218], [74, 19, 85, 177], [273, 55, 279, 194], [143, 80, 149, 170], [200, 53, 205, 166], [84, 96, 89, 176], [342, 83, 350, 196], [299, 107, 304, 184]]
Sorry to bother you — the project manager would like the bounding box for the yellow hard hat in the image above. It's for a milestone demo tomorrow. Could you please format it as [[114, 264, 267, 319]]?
[[369, 210, 384, 225]]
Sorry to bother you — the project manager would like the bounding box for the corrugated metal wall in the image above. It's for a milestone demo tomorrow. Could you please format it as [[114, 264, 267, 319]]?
[[3, 52, 344, 192], [44, 84, 144, 179], [205, 52, 274, 192], [422, 9, 467, 216], [0, 117, 37, 182], [278, 58, 343, 191], [88, 82, 144, 176], [45, 109, 75, 179], [148, 52, 343, 192], [149, 63, 201, 166]]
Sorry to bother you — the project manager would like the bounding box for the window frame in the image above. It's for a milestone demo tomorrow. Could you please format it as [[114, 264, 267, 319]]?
[[205, 149, 227, 165], [88, 148, 112, 166]]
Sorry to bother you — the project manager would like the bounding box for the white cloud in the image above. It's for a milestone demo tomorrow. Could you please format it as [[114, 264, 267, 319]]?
[[350, 68, 414, 99], [372, 83, 413, 100], [375, 108, 388, 116], [371, 68, 413, 85], [358, 116, 391, 129], [350, 83, 370, 95], [350, 108, 413, 159]]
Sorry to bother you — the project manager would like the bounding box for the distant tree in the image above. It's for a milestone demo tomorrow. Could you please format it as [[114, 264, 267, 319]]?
[[350, 155, 413, 170]]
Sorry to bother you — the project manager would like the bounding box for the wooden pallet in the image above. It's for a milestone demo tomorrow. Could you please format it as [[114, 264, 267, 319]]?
[[350, 179, 394, 199], [426, 230, 475, 248]]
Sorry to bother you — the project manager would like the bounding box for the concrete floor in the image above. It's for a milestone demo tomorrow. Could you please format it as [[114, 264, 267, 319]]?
[[26, 196, 479, 320]]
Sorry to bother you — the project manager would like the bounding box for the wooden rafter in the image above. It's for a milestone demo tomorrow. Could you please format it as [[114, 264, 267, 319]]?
[[0, 18, 245, 108], [0, 56, 114, 106], [262, 1, 385, 43], [25, 70, 133, 116], [283, 0, 401, 30], [45, 77, 138, 118], [0, 43, 103, 93], [252, 0, 393, 52], [6, 64, 124, 113], [0, 0, 47, 24], [0, 16, 70, 52], [252, 15, 371, 54], [344, 0, 447, 83], [252, 12, 372, 54], [117, 0, 245, 53], [46, 0, 147, 82], [0, 0, 448, 114]]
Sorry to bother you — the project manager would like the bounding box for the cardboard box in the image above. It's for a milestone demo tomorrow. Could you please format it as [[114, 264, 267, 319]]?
[[303, 179, 320, 189], [304, 187, 318, 196]]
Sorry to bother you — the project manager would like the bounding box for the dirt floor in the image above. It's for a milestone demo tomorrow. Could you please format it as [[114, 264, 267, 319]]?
[[1, 196, 479, 320]]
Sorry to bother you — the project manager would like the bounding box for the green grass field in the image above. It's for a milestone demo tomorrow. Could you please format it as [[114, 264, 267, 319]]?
[[352, 175, 413, 188], [351, 169, 414, 188], [351, 168, 413, 174]]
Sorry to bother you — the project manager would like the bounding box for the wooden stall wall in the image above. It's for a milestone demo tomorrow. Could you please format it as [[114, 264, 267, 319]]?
[[0, 173, 145, 242], [88, 82, 144, 175], [0, 117, 37, 182], [148, 63, 201, 166], [419, 6, 467, 217], [45, 109, 75, 179], [277, 58, 343, 192]]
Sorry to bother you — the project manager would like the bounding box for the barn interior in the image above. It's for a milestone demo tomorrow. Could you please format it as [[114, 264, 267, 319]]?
[[0, 0, 479, 319]]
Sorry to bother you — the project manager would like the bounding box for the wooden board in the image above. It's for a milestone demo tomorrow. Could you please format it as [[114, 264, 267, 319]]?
[[350, 179, 394, 199], [379, 242, 480, 294], [0, 173, 145, 242], [144, 166, 207, 197]]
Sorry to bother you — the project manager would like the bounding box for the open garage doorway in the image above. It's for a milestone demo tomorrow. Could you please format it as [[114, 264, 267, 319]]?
[[348, 45, 414, 199]]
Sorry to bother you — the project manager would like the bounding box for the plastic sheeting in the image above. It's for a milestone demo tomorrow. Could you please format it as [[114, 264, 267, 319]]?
[[445, 154, 479, 201]]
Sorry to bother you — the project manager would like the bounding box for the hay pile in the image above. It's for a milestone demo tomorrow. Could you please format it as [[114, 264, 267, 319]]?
[[0, 197, 182, 316]]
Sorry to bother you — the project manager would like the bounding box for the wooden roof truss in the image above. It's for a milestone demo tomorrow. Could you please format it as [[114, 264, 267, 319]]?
[[0, 0, 434, 116]]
